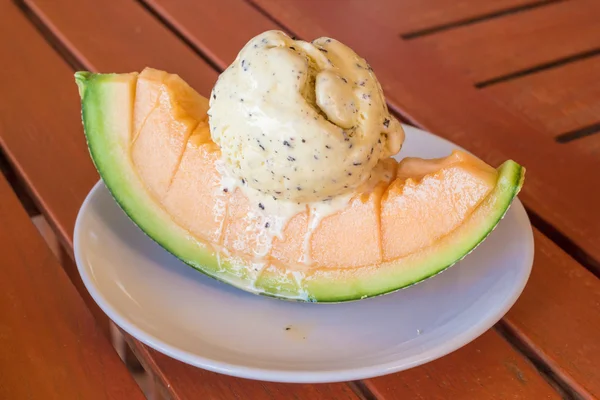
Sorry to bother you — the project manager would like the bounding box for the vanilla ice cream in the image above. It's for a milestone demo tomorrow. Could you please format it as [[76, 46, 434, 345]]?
[[208, 30, 404, 202]]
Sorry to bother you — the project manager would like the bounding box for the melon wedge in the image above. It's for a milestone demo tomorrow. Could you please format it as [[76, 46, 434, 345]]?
[[75, 68, 525, 302]]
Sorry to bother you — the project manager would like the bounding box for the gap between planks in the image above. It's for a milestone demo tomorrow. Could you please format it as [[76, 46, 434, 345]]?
[[526, 209, 599, 278], [555, 122, 600, 144], [348, 381, 379, 400], [13, 0, 85, 70], [399, 0, 565, 40], [495, 322, 582, 400], [135, 0, 222, 73], [0, 148, 39, 216], [475, 47, 600, 88]]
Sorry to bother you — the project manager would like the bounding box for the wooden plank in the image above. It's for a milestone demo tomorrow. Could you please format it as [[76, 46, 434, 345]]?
[[485, 56, 600, 137], [0, 171, 144, 399], [141, 0, 281, 68], [502, 231, 600, 398], [137, 336, 560, 400], [0, 0, 113, 341], [142, 0, 549, 68], [417, 0, 600, 82], [24, 0, 218, 96], [567, 133, 600, 156], [363, 330, 559, 400], [0, 1, 358, 399], [1, 1, 575, 400], [0, 2, 100, 251], [249, 0, 600, 273], [130, 345, 360, 400]]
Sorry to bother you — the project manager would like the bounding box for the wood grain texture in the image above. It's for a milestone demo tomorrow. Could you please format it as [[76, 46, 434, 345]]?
[[0, 172, 144, 399], [2, 0, 596, 399], [417, 0, 600, 82], [0, 0, 111, 345], [567, 132, 600, 156], [250, 0, 600, 272], [141, 0, 281, 68], [0, 0, 100, 251], [356, 0, 556, 35], [60, 246, 112, 339], [363, 330, 559, 400], [2, 1, 583, 400], [23, 0, 218, 96], [129, 343, 359, 400], [2, 1, 563, 399], [142, 0, 551, 68], [485, 56, 600, 137], [502, 231, 600, 399], [126, 332, 561, 400]]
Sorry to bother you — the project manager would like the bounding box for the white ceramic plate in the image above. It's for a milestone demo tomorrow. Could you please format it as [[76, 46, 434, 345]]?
[[74, 124, 534, 383]]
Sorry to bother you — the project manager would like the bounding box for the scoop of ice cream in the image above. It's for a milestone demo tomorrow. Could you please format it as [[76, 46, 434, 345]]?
[[208, 30, 404, 202]]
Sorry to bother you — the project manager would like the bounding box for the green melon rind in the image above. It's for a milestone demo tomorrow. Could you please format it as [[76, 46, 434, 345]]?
[[301, 160, 524, 302], [76, 72, 253, 291], [75, 71, 524, 303]]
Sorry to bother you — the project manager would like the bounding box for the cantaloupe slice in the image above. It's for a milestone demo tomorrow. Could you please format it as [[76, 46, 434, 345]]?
[[75, 68, 525, 302]]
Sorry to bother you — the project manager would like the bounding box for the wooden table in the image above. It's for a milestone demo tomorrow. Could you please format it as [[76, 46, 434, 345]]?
[[1, 0, 599, 398]]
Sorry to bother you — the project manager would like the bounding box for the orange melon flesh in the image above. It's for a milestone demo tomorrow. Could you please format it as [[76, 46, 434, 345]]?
[[307, 159, 397, 267], [382, 152, 498, 261], [131, 71, 201, 200], [222, 187, 271, 258], [163, 137, 227, 245], [76, 68, 525, 302], [270, 212, 309, 266]]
